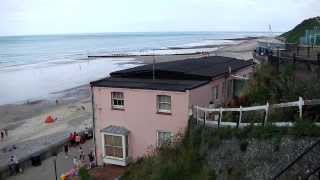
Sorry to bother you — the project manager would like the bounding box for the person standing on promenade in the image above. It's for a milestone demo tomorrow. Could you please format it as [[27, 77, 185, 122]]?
[[75, 133, 81, 145], [64, 143, 69, 158], [69, 133, 74, 146], [8, 155, 20, 175], [88, 151, 95, 169], [84, 127, 89, 140], [79, 146, 85, 161]]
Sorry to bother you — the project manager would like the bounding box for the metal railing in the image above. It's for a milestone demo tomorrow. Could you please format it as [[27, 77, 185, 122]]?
[[193, 97, 320, 128]]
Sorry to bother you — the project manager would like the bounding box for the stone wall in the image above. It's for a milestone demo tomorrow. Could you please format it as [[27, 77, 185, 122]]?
[[206, 137, 319, 179]]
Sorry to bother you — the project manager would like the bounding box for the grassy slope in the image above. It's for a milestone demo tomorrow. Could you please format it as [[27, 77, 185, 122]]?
[[280, 17, 320, 43], [122, 119, 320, 180]]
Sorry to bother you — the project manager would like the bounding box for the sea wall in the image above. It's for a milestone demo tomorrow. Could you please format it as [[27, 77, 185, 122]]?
[[206, 137, 318, 179]]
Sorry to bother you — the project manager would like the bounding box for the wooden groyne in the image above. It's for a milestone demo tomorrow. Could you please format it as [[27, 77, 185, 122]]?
[[88, 52, 205, 58]]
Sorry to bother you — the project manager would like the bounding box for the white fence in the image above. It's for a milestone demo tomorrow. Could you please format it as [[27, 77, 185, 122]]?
[[193, 97, 320, 128]]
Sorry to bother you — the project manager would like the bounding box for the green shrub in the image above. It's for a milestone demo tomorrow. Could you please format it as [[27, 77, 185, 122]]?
[[78, 167, 92, 180], [289, 119, 320, 137]]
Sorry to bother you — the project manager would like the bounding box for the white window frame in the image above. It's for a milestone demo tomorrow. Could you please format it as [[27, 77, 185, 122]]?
[[111, 92, 124, 109], [156, 130, 172, 147], [101, 133, 127, 161], [157, 95, 171, 113]]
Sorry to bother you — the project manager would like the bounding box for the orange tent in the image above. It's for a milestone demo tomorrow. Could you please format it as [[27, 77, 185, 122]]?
[[45, 115, 54, 123]]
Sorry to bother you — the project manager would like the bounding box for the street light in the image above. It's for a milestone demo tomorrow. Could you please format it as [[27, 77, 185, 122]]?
[[52, 152, 58, 180]]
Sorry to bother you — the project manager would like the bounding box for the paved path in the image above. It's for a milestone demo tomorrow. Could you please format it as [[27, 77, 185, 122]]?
[[0, 131, 68, 172], [7, 140, 94, 180]]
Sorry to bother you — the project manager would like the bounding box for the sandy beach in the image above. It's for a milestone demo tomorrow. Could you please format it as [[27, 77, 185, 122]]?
[[0, 37, 264, 171], [0, 85, 92, 148]]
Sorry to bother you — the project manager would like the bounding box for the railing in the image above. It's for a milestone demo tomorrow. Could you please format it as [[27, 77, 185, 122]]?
[[193, 97, 320, 128]]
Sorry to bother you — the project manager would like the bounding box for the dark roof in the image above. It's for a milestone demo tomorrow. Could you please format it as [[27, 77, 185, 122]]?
[[90, 56, 254, 92], [111, 56, 253, 79], [100, 125, 129, 135], [91, 77, 209, 92]]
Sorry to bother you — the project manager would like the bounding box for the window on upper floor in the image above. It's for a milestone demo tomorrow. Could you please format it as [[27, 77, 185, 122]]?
[[157, 95, 171, 113], [111, 92, 124, 109]]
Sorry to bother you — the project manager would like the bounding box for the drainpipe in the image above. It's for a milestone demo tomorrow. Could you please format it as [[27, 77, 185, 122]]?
[[90, 85, 98, 166]]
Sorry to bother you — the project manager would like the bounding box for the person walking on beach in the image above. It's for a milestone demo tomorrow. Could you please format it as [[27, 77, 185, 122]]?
[[4, 128, 8, 137], [79, 146, 85, 161], [1, 130, 4, 141]]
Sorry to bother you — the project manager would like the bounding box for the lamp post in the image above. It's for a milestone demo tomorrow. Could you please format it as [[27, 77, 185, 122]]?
[[52, 152, 58, 180]]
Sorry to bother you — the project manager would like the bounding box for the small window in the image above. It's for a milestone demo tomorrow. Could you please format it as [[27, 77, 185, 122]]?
[[157, 95, 171, 113], [212, 86, 219, 100], [157, 131, 172, 147], [111, 92, 124, 109], [104, 134, 124, 159]]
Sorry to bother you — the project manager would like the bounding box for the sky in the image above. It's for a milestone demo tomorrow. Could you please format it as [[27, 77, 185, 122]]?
[[0, 0, 319, 36]]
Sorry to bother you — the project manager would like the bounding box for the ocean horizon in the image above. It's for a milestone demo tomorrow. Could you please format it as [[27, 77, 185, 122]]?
[[0, 31, 275, 105]]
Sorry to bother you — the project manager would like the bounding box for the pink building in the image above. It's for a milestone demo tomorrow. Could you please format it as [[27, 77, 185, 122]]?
[[90, 56, 254, 166]]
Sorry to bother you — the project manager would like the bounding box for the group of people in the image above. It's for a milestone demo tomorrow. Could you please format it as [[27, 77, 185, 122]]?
[[61, 133, 95, 179], [65, 129, 95, 170], [0, 128, 8, 141], [68, 128, 91, 146], [64, 143, 95, 169]]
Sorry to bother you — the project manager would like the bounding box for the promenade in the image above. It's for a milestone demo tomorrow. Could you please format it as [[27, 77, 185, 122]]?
[[7, 139, 94, 180]]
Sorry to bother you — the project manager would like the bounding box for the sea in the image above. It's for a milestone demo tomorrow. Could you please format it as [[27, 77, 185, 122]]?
[[0, 32, 272, 105]]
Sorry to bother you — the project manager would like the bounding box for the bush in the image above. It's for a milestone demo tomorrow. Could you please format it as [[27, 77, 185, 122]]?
[[78, 167, 92, 180], [289, 120, 320, 137], [244, 64, 320, 103]]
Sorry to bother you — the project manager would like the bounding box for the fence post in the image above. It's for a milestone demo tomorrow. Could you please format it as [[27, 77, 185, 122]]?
[[298, 97, 304, 119], [204, 110, 206, 127], [196, 106, 199, 125], [237, 106, 242, 128], [218, 107, 223, 128], [264, 102, 269, 126]]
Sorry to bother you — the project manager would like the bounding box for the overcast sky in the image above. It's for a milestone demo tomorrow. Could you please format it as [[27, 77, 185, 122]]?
[[0, 0, 319, 36]]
